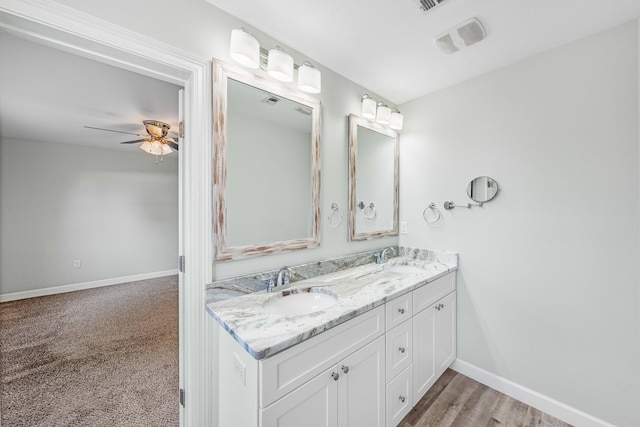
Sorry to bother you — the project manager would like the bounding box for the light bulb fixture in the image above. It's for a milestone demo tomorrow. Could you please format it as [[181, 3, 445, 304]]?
[[267, 46, 294, 82], [376, 103, 392, 125], [390, 109, 404, 130], [229, 28, 260, 69], [229, 29, 322, 93], [361, 94, 377, 119], [359, 94, 404, 130], [297, 61, 321, 93]]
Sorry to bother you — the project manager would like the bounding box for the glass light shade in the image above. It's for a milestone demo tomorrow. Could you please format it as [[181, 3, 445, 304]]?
[[267, 48, 294, 82], [390, 111, 404, 130], [297, 63, 321, 93], [376, 104, 392, 125], [140, 140, 173, 156], [229, 29, 260, 69], [361, 96, 377, 120]]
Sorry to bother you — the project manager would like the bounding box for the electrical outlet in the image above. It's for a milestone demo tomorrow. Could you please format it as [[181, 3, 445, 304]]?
[[400, 222, 408, 234], [73, 260, 81, 269], [233, 353, 246, 386]]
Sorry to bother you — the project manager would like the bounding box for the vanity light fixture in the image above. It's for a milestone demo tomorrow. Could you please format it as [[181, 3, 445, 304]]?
[[359, 94, 404, 130], [376, 103, 392, 125], [361, 94, 377, 120], [297, 61, 321, 93], [267, 46, 294, 82], [390, 109, 404, 130], [229, 28, 260, 68], [229, 29, 322, 93]]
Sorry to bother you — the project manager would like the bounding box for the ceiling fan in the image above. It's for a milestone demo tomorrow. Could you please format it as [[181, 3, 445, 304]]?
[[84, 120, 179, 162]]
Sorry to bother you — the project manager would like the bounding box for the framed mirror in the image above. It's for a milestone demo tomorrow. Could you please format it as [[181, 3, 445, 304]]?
[[213, 60, 321, 261], [466, 176, 499, 203], [348, 114, 399, 241]]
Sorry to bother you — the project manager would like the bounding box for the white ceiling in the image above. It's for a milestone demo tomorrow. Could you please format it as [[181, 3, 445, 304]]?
[[206, 0, 640, 104], [0, 31, 181, 152]]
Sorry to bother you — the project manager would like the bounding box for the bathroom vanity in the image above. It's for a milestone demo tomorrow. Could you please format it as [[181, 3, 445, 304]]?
[[207, 253, 457, 427]]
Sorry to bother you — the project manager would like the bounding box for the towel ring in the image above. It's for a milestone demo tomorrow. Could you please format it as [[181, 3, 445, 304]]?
[[328, 203, 343, 227], [423, 202, 441, 224], [363, 203, 377, 221]]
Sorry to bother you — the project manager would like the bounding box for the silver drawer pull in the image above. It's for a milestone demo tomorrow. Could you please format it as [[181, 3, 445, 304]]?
[[398, 308, 405, 314], [398, 346, 406, 354], [341, 365, 349, 374], [399, 395, 406, 403], [331, 372, 339, 381]]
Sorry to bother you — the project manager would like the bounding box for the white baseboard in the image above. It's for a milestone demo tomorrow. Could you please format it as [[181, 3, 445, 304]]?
[[450, 359, 615, 427], [0, 270, 179, 303]]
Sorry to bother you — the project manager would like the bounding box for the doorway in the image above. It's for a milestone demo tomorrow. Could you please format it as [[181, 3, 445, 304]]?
[[0, 2, 213, 425]]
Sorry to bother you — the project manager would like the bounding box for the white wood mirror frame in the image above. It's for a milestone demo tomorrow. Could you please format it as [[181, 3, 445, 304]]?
[[213, 60, 321, 261], [348, 114, 399, 241]]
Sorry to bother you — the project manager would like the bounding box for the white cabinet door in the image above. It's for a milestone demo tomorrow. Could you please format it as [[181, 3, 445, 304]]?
[[261, 366, 338, 427], [435, 291, 456, 376], [337, 336, 385, 427], [412, 304, 436, 405]]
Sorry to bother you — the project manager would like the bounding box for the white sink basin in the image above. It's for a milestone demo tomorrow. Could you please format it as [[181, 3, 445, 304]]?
[[383, 264, 428, 274], [263, 288, 338, 316]]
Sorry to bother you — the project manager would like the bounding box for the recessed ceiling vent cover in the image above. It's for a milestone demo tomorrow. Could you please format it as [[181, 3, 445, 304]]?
[[434, 17, 486, 55], [412, 0, 448, 13]]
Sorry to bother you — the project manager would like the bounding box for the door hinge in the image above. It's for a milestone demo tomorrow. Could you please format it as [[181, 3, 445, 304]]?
[[180, 388, 185, 407], [178, 255, 185, 273], [179, 120, 184, 138]]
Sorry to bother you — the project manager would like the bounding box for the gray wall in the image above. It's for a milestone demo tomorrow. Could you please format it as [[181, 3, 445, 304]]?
[[398, 21, 640, 427], [0, 138, 179, 295], [52, 0, 397, 281]]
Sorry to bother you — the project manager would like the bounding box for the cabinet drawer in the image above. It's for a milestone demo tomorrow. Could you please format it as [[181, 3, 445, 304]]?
[[413, 272, 456, 314], [386, 365, 413, 427], [386, 319, 412, 382], [385, 293, 412, 331], [260, 305, 385, 407]]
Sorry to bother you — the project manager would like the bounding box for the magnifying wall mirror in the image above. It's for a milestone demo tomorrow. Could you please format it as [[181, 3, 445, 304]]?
[[348, 114, 399, 241], [466, 176, 499, 203], [213, 60, 321, 261]]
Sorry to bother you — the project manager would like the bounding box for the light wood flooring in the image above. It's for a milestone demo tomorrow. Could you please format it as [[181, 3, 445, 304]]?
[[398, 369, 573, 427]]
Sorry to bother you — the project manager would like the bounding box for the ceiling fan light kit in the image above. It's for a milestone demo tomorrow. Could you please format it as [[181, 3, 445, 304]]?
[[84, 120, 178, 164]]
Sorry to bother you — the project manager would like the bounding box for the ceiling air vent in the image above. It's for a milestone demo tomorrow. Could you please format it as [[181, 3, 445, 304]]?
[[413, 0, 448, 13]]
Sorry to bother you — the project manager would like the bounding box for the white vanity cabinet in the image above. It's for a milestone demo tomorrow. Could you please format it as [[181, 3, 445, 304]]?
[[412, 274, 457, 405], [216, 271, 456, 427], [261, 336, 385, 427]]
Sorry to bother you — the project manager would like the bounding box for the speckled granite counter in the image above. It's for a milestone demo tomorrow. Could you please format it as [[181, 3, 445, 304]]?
[[206, 249, 458, 360]]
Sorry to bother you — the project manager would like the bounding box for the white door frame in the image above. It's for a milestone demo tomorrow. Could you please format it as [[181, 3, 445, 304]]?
[[0, 1, 213, 425]]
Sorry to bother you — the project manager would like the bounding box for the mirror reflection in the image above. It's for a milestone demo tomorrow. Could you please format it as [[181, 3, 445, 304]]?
[[466, 176, 499, 203], [348, 114, 398, 241], [213, 60, 321, 261]]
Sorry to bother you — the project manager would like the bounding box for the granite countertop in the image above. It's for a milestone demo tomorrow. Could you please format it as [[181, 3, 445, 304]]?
[[206, 255, 458, 360]]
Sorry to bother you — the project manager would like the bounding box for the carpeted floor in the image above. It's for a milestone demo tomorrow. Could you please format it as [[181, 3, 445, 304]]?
[[0, 275, 179, 426]]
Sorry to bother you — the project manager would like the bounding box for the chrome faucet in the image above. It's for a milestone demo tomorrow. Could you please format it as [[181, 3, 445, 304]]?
[[275, 266, 294, 287], [375, 247, 397, 264]]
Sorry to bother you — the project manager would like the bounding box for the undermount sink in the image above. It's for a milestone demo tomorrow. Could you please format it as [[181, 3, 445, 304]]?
[[263, 287, 338, 316], [383, 263, 428, 274]]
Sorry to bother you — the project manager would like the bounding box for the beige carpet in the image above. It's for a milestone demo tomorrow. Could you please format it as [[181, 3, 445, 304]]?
[[0, 275, 179, 426]]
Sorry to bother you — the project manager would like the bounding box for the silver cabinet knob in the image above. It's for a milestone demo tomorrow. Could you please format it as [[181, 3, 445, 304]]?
[[398, 346, 406, 354], [435, 305, 440, 311], [331, 372, 339, 381], [341, 365, 349, 374], [399, 395, 406, 403], [398, 308, 405, 314]]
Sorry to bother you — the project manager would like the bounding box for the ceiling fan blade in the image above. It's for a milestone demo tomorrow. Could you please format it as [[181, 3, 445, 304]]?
[[167, 141, 179, 150], [120, 139, 147, 144], [84, 126, 145, 136]]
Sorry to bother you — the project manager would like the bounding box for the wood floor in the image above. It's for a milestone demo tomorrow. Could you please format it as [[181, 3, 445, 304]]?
[[398, 369, 573, 427]]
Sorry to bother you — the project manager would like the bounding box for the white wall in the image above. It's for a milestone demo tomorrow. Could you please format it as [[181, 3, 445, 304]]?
[[51, 0, 397, 281], [399, 20, 640, 427], [0, 138, 178, 295]]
